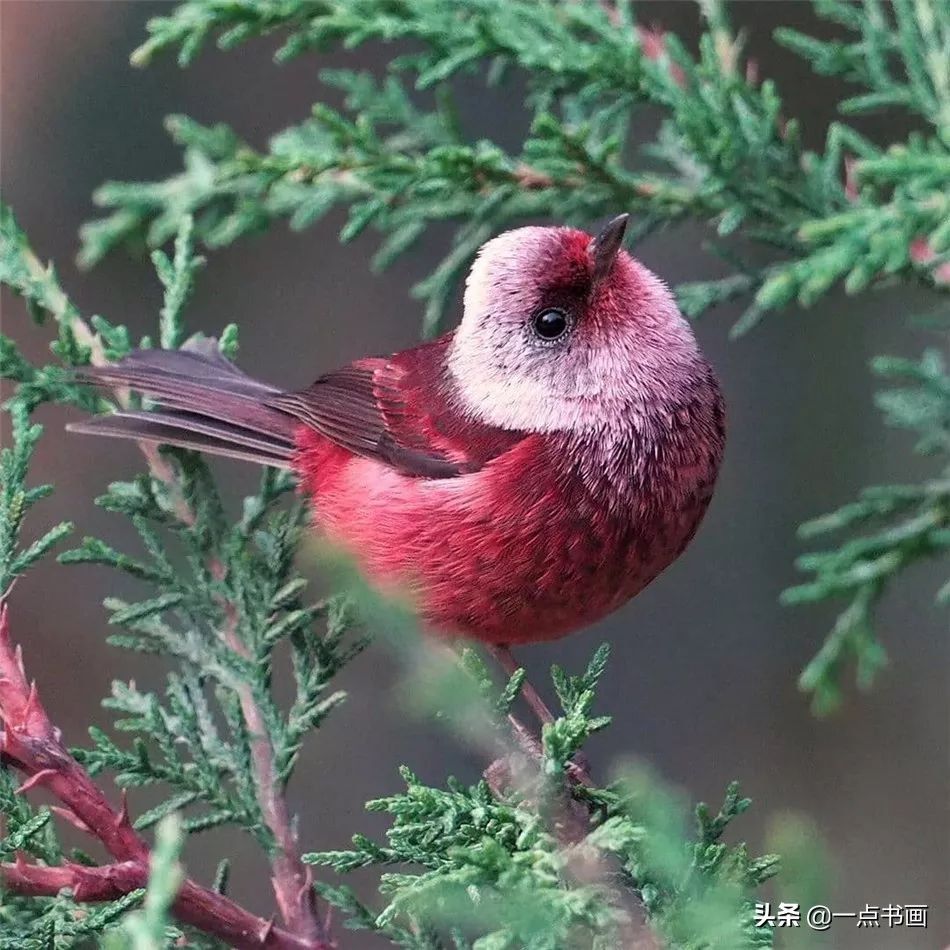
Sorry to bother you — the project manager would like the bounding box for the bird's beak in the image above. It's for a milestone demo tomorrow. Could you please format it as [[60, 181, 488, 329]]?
[[588, 213, 629, 284]]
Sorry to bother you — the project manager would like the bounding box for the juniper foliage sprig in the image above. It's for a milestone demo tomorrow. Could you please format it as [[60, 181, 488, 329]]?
[[782, 349, 950, 713], [60, 417, 357, 844], [581, 775, 779, 950], [0, 211, 361, 945], [83, 0, 949, 335], [308, 767, 635, 949], [1, 204, 130, 412], [3, 207, 356, 841], [85, 228, 357, 845], [775, 0, 950, 130], [0, 406, 73, 595], [65, 457, 353, 844], [268, 555, 780, 948], [304, 664, 779, 950]]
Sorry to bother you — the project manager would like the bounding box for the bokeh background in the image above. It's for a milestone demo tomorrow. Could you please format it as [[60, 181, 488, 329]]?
[[1, 3, 947, 947]]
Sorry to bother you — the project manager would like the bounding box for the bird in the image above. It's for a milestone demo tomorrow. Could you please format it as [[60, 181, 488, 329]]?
[[70, 215, 725, 652]]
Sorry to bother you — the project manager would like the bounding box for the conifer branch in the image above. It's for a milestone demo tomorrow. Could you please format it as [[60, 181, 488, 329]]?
[[79, 0, 950, 337], [219, 602, 323, 944], [0, 205, 196, 522], [782, 349, 950, 713], [0, 600, 330, 950], [2, 857, 149, 904]]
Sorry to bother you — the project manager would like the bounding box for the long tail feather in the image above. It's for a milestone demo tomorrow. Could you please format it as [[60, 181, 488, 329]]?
[[70, 345, 298, 468], [68, 414, 294, 468]]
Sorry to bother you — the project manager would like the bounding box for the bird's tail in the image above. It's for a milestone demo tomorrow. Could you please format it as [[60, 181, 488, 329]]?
[[68, 343, 298, 468]]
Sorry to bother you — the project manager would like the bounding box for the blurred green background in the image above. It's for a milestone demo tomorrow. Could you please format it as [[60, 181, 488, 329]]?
[[1, 2, 946, 947]]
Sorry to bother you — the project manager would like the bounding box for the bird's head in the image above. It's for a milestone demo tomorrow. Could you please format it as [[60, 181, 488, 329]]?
[[447, 215, 706, 434]]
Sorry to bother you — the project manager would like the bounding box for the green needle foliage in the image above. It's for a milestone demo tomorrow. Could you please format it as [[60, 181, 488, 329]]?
[[307, 770, 778, 949], [1, 0, 946, 944], [0, 406, 73, 595], [73, 0, 950, 706], [4, 207, 361, 845], [304, 659, 779, 950], [84, 0, 949, 333], [68, 449, 355, 845], [783, 349, 950, 713]]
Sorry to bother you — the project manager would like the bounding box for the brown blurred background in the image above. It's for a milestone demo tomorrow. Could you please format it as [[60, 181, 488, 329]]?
[[1, 2, 947, 947]]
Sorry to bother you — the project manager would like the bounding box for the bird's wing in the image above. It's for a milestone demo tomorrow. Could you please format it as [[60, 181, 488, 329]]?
[[268, 336, 525, 478]]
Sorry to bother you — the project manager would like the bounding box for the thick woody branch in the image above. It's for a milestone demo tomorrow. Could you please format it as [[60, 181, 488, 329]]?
[[0, 856, 320, 950], [0, 601, 331, 950], [1, 856, 148, 902], [0, 605, 146, 865]]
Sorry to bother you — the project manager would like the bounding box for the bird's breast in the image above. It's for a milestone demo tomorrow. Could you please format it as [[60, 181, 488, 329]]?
[[296, 421, 721, 645]]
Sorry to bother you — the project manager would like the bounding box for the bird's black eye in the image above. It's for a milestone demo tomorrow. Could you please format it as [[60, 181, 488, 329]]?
[[532, 308, 569, 342]]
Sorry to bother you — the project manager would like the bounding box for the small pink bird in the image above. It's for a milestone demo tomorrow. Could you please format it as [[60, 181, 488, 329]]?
[[72, 216, 725, 647]]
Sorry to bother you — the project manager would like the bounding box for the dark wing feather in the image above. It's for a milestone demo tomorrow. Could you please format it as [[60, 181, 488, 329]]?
[[269, 336, 525, 478], [69, 337, 523, 478]]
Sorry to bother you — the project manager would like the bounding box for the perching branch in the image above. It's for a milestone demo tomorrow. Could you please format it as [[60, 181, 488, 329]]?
[[479, 660, 660, 950], [0, 600, 331, 950]]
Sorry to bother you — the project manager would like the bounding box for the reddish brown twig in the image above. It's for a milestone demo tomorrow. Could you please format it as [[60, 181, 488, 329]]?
[[2, 855, 149, 902], [0, 600, 332, 950], [487, 645, 556, 725], [218, 600, 323, 943], [485, 645, 594, 789]]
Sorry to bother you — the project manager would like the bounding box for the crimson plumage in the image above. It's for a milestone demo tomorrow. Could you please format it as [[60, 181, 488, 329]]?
[[70, 216, 725, 644]]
